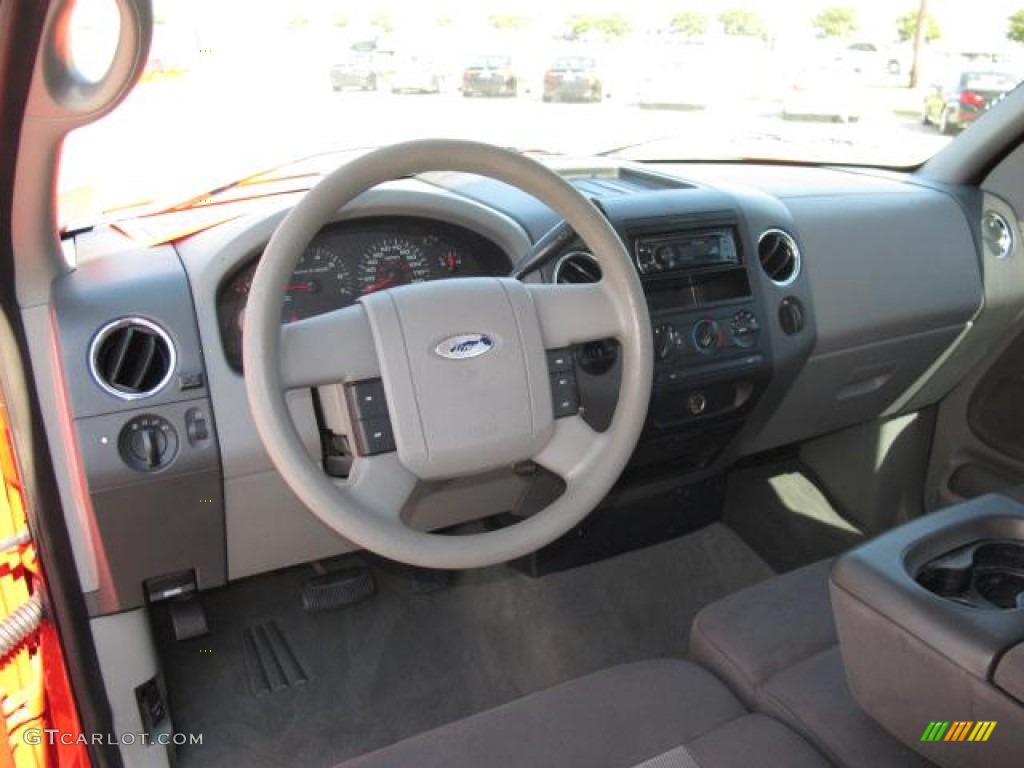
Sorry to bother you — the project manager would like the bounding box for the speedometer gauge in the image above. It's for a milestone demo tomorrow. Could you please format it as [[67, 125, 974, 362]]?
[[358, 237, 433, 294], [282, 245, 356, 322]]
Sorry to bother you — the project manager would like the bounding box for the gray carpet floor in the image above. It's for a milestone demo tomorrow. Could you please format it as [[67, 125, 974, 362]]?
[[157, 522, 773, 768], [723, 461, 865, 572]]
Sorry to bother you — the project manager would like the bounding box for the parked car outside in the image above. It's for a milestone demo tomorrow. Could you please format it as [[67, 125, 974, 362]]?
[[381, 52, 448, 94], [923, 69, 1021, 134], [462, 55, 519, 97], [542, 55, 603, 103], [330, 42, 379, 91]]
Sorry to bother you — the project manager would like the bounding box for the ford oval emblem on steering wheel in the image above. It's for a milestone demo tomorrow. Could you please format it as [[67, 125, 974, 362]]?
[[435, 333, 496, 360]]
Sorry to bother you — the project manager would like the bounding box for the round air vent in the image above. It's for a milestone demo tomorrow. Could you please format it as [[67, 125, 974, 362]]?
[[89, 318, 176, 400], [552, 251, 602, 284], [757, 229, 801, 286], [982, 211, 1014, 259]]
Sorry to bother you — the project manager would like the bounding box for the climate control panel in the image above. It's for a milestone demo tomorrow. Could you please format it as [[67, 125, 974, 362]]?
[[652, 306, 762, 372]]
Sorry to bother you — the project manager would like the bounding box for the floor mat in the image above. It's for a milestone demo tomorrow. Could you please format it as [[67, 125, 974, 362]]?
[[155, 522, 773, 768], [723, 460, 865, 572]]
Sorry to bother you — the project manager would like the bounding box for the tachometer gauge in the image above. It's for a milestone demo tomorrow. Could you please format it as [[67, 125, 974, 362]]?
[[358, 237, 433, 294], [282, 245, 356, 322]]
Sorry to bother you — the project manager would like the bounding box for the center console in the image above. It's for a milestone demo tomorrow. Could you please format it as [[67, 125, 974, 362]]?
[[830, 494, 1024, 768], [609, 201, 772, 472]]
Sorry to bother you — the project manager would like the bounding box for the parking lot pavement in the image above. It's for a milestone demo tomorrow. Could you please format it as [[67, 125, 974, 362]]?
[[59, 81, 950, 217]]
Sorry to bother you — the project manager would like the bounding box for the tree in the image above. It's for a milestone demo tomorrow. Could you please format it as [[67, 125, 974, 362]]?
[[371, 12, 393, 35], [907, 0, 934, 88], [566, 13, 632, 40], [332, 13, 350, 28], [670, 11, 708, 38], [896, 10, 940, 43], [811, 7, 858, 39], [489, 13, 529, 32], [717, 8, 767, 39], [1008, 10, 1024, 44]]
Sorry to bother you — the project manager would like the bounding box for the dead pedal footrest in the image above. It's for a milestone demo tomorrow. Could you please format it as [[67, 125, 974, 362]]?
[[242, 620, 309, 696]]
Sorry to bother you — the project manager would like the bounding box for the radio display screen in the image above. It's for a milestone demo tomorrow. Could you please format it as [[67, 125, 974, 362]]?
[[634, 229, 738, 275]]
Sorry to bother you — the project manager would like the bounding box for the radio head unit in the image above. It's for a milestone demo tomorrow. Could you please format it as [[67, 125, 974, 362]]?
[[634, 228, 739, 276]]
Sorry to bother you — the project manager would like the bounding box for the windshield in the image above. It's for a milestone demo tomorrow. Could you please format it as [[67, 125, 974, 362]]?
[[60, 0, 1024, 226]]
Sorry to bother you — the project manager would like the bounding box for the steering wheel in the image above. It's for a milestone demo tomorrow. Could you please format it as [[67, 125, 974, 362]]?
[[243, 140, 652, 569]]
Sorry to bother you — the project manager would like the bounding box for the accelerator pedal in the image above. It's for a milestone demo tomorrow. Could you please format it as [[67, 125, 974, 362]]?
[[301, 565, 376, 612]]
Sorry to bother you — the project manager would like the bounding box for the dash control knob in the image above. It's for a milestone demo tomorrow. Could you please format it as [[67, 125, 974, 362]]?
[[692, 319, 721, 355], [730, 310, 760, 348], [119, 414, 178, 472], [653, 324, 680, 361]]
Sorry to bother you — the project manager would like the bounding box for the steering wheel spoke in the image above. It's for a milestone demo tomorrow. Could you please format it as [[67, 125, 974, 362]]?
[[533, 414, 607, 481], [344, 453, 418, 522], [279, 304, 380, 389], [527, 282, 625, 348]]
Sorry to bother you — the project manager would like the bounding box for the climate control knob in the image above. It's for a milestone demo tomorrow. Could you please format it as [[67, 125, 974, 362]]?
[[692, 319, 721, 355], [653, 324, 680, 361]]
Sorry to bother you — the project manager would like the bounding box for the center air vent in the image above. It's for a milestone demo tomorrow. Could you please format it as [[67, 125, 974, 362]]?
[[757, 229, 801, 286], [553, 251, 602, 284], [89, 318, 176, 400]]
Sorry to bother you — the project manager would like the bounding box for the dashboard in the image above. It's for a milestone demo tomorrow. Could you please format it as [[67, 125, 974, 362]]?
[[48, 158, 1008, 617], [217, 216, 510, 371]]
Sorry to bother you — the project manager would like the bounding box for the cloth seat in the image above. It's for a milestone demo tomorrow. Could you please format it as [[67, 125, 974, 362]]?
[[337, 659, 830, 768], [690, 560, 932, 768]]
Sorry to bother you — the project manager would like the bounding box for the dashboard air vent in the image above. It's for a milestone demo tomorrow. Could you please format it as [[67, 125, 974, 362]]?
[[553, 251, 602, 284], [982, 211, 1013, 259], [757, 229, 801, 286], [89, 318, 176, 400]]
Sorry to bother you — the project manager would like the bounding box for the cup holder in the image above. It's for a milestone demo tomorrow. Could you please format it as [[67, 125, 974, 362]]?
[[916, 540, 1024, 610]]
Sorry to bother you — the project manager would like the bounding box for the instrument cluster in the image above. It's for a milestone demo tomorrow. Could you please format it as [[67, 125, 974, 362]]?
[[218, 216, 510, 371]]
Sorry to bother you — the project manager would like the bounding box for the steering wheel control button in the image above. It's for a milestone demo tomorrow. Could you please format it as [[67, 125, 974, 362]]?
[[546, 348, 574, 372], [546, 347, 580, 418], [353, 416, 396, 456], [346, 378, 389, 420], [119, 414, 178, 472], [550, 371, 581, 418], [692, 319, 721, 355]]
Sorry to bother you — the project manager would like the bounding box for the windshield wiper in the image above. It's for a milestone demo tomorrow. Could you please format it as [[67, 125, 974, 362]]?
[[595, 136, 675, 158]]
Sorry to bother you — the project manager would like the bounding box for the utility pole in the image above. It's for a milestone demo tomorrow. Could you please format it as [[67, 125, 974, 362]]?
[[909, 0, 930, 88]]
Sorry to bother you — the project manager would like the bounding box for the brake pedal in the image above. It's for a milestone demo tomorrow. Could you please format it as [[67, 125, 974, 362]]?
[[168, 594, 209, 640]]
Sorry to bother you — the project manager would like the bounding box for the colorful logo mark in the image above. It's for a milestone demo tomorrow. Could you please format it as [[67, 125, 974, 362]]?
[[921, 721, 996, 742]]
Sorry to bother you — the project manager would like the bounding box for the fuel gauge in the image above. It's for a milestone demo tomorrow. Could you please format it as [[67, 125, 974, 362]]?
[[438, 248, 462, 274]]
